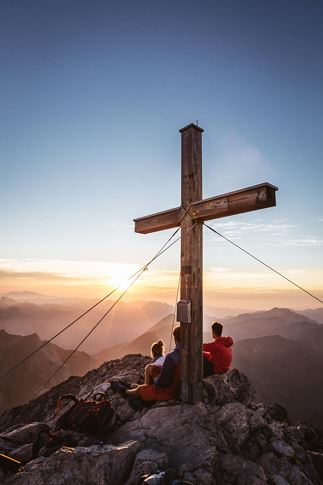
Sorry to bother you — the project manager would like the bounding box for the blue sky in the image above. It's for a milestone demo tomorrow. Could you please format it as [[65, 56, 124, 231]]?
[[0, 0, 322, 310]]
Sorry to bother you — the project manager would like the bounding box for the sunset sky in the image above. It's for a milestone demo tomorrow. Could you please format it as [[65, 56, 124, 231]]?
[[1, 1, 322, 311]]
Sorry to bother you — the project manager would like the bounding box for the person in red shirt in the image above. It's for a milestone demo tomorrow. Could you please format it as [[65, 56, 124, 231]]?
[[203, 321, 233, 377]]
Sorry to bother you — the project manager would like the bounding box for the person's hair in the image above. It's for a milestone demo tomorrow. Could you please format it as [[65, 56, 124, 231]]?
[[212, 322, 223, 337], [151, 340, 163, 359], [173, 325, 181, 343]]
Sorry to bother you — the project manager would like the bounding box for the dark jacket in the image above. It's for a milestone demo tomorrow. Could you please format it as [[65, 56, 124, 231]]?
[[155, 347, 180, 390]]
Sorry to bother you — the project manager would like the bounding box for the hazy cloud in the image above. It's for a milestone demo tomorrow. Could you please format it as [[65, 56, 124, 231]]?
[[205, 219, 323, 249], [210, 267, 229, 273], [268, 238, 323, 248], [0, 259, 139, 281], [206, 219, 296, 241], [0, 269, 69, 281]]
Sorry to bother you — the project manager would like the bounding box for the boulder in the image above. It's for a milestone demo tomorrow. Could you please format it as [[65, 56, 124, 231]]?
[[125, 448, 168, 485], [215, 453, 267, 484], [110, 402, 215, 470], [271, 440, 295, 458], [9, 443, 34, 464], [203, 368, 256, 406], [5, 441, 141, 485], [1, 422, 50, 446]]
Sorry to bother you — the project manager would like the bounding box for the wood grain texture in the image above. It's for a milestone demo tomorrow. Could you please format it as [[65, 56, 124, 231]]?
[[190, 183, 277, 222], [134, 183, 277, 233], [134, 207, 182, 234], [179, 124, 203, 403]]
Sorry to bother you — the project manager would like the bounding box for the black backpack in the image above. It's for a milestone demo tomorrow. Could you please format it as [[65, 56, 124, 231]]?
[[55, 393, 117, 437]]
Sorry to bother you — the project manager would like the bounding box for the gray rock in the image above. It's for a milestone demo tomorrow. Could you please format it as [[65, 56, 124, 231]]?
[[182, 468, 214, 485], [215, 453, 267, 484], [203, 368, 256, 406], [9, 443, 34, 464], [0, 438, 15, 453], [213, 402, 264, 453], [271, 475, 290, 485], [271, 440, 295, 458], [258, 452, 291, 480], [1, 422, 50, 445], [37, 429, 100, 458], [110, 402, 214, 469], [307, 451, 323, 479], [126, 448, 168, 485], [264, 404, 288, 422], [113, 398, 136, 422], [241, 424, 273, 461], [289, 465, 314, 485], [268, 421, 285, 440], [11, 441, 141, 484]]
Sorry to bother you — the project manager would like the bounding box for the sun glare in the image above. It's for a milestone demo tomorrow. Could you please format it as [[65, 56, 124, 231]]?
[[105, 264, 136, 290]]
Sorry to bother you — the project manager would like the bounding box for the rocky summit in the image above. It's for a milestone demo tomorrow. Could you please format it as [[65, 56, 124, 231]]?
[[0, 355, 322, 484]]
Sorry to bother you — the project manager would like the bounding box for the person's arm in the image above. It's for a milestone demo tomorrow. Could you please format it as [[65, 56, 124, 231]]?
[[155, 355, 175, 389], [203, 341, 217, 352]]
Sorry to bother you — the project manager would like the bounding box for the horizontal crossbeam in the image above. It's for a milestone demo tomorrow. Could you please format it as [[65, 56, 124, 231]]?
[[134, 182, 278, 234], [190, 182, 278, 222], [134, 207, 182, 234]]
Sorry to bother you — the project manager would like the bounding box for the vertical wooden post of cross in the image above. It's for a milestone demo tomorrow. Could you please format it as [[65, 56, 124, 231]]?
[[179, 124, 204, 403]]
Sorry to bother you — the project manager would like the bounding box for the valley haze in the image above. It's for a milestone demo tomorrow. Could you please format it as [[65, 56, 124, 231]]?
[[1, 291, 323, 432]]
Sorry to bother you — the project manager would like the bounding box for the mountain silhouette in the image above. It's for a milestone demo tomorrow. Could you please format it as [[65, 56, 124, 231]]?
[[222, 307, 318, 342], [0, 297, 173, 354], [300, 308, 323, 324], [0, 330, 97, 414], [95, 313, 175, 361], [233, 325, 323, 430]]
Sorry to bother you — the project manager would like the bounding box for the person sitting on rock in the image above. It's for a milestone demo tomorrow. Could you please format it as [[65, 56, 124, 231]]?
[[203, 322, 233, 377], [143, 340, 166, 385], [112, 326, 180, 401]]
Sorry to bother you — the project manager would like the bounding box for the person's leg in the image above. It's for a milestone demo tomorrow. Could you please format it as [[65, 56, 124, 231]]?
[[125, 387, 141, 397], [144, 364, 154, 385], [112, 381, 158, 401], [203, 356, 214, 378], [144, 364, 162, 385]]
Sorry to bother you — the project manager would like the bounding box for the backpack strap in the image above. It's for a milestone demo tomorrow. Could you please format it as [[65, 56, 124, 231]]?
[[55, 394, 79, 417]]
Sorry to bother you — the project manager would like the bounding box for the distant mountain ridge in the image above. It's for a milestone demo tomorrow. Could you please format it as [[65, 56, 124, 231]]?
[[300, 307, 323, 324], [95, 313, 175, 361], [0, 330, 97, 414], [222, 307, 319, 342], [0, 297, 173, 354], [233, 326, 323, 429]]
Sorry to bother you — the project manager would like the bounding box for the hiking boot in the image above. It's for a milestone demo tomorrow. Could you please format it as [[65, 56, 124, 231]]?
[[111, 380, 128, 396]]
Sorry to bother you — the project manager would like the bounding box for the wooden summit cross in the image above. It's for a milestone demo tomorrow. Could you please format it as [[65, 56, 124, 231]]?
[[134, 123, 278, 403]]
